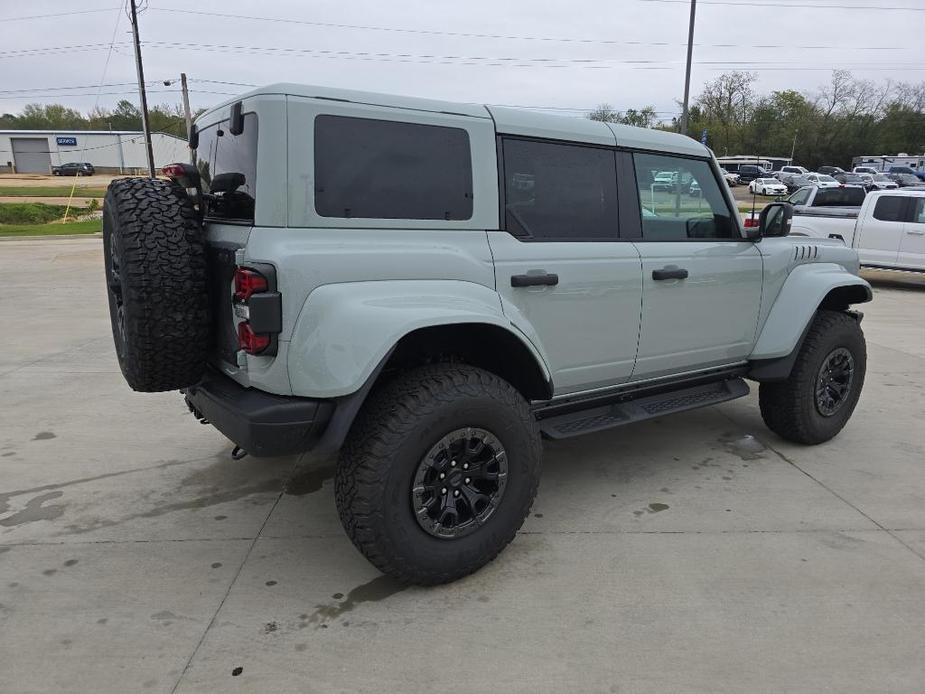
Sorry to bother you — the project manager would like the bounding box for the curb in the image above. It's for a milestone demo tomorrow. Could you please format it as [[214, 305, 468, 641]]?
[[0, 232, 102, 242]]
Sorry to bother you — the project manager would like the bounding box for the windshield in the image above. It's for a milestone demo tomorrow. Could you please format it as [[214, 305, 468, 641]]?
[[818, 175, 836, 183], [872, 174, 891, 182], [193, 112, 258, 223]]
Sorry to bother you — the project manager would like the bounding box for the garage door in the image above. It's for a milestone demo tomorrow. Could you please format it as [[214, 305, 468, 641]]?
[[12, 138, 51, 174]]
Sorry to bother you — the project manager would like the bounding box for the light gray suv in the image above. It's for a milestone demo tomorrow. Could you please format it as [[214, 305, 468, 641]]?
[[102, 84, 871, 585]]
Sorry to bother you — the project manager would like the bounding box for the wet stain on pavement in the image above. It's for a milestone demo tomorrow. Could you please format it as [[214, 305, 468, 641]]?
[[284, 460, 336, 496], [264, 621, 278, 634], [64, 559, 78, 567], [1, 452, 14, 457], [43, 569, 57, 576], [0, 458, 193, 518], [308, 575, 409, 627], [0, 491, 66, 527], [648, 503, 669, 513], [265, 580, 277, 587], [211, 562, 222, 569], [232, 666, 243, 677], [719, 433, 766, 461], [32, 432, 56, 441]]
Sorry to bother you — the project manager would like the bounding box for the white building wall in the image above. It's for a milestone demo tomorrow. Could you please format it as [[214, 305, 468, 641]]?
[[0, 131, 189, 173]]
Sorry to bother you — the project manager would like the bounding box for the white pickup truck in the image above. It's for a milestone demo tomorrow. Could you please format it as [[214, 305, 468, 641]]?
[[791, 189, 925, 272]]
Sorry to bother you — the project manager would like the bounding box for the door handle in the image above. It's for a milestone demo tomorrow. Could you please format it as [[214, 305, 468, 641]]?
[[511, 272, 559, 288], [907, 230, 925, 236], [652, 267, 689, 281]]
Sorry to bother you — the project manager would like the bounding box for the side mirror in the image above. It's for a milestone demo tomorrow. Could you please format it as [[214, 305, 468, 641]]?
[[758, 201, 793, 238]]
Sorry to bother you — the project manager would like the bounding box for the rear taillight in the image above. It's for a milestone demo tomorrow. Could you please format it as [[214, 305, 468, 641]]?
[[234, 267, 269, 302], [233, 265, 280, 356], [237, 321, 271, 354]]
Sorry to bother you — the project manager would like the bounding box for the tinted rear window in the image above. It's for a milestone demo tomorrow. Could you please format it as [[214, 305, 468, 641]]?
[[314, 115, 473, 220], [812, 187, 866, 207], [194, 113, 258, 222]]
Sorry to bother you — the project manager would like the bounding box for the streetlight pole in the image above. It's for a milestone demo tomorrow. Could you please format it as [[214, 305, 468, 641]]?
[[128, 0, 156, 177], [680, 0, 697, 136], [163, 75, 193, 140], [790, 129, 798, 164], [180, 73, 193, 140]]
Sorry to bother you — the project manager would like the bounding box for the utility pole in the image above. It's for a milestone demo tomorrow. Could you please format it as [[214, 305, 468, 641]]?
[[180, 73, 193, 140], [790, 129, 798, 164], [680, 0, 697, 136], [128, 0, 156, 177]]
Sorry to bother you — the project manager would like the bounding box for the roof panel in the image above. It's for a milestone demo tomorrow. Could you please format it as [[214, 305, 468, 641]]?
[[608, 123, 709, 157], [487, 106, 615, 146]]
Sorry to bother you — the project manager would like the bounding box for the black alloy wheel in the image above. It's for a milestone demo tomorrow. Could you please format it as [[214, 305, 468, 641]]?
[[411, 427, 508, 539]]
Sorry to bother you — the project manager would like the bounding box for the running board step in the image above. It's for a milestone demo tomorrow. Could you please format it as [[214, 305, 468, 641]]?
[[538, 378, 749, 439]]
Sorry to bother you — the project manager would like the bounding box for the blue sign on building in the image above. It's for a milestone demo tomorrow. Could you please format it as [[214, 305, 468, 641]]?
[[56, 136, 77, 146]]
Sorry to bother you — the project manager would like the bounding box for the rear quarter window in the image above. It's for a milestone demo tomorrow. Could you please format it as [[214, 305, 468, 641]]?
[[313, 115, 473, 221], [194, 112, 258, 222]]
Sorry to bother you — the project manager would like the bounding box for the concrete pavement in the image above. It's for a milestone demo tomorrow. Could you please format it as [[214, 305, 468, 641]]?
[[1, 239, 924, 694]]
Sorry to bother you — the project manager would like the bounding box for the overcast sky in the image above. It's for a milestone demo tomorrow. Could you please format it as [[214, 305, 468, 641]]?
[[2, 0, 923, 121]]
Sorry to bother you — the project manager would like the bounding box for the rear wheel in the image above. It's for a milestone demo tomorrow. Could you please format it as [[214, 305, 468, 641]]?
[[759, 310, 866, 445], [335, 365, 541, 585]]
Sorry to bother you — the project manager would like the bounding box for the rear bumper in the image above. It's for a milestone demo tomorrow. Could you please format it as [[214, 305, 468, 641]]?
[[183, 369, 334, 457]]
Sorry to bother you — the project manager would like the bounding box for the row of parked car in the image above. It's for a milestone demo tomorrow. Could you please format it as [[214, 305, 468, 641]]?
[[727, 163, 925, 198]]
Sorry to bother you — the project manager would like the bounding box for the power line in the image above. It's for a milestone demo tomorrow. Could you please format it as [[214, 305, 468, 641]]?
[[149, 7, 915, 51], [136, 41, 925, 71], [93, 3, 125, 112], [1, 7, 121, 22], [638, 0, 925, 10], [0, 82, 149, 95]]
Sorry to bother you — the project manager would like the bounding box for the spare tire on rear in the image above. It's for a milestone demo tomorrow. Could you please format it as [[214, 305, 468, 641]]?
[[103, 177, 210, 392]]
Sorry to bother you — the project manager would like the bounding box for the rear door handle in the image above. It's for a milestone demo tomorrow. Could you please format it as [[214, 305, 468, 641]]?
[[511, 272, 559, 287], [652, 267, 689, 281], [907, 230, 925, 236]]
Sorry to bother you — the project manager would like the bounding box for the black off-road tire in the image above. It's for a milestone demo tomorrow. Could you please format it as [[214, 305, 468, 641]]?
[[103, 177, 209, 392], [335, 365, 542, 585], [759, 310, 866, 445]]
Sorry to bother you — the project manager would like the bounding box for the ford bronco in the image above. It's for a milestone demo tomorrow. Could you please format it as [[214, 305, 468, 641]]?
[[103, 84, 871, 585]]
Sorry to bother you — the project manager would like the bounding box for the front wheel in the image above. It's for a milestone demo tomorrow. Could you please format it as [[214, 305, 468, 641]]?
[[759, 310, 866, 445], [335, 365, 541, 585]]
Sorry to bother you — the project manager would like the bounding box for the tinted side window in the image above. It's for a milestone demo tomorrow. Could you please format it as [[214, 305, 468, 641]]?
[[873, 196, 906, 222], [632, 153, 736, 240], [314, 115, 472, 220], [502, 138, 618, 240]]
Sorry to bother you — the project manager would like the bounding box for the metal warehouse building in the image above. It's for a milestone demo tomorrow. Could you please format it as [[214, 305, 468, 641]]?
[[0, 130, 188, 174]]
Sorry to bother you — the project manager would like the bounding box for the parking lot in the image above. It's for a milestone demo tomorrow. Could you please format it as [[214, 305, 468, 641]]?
[[1, 237, 924, 693]]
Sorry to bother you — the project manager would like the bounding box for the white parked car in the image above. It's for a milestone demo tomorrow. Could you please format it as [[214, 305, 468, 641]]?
[[749, 178, 788, 196], [779, 165, 810, 176], [853, 166, 879, 175], [805, 173, 840, 189]]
